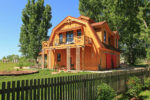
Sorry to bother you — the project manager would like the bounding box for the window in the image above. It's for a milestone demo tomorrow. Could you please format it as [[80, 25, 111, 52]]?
[[66, 31, 74, 43], [116, 39, 118, 48], [59, 33, 63, 44], [108, 37, 111, 45], [77, 30, 82, 36], [57, 53, 61, 62], [104, 31, 106, 42]]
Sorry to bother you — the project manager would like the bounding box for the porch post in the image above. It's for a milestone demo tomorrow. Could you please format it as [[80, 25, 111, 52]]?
[[48, 49, 52, 69], [67, 47, 71, 71], [42, 49, 45, 69], [82, 47, 84, 70], [76, 46, 80, 71]]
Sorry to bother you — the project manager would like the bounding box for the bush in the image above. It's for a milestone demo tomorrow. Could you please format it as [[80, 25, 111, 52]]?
[[143, 77, 150, 90], [17, 57, 36, 68], [96, 83, 116, 100], [126, 76, 142, 98]]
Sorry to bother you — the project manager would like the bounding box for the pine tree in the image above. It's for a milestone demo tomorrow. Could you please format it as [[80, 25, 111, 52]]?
[[19, 0, 52, 60]]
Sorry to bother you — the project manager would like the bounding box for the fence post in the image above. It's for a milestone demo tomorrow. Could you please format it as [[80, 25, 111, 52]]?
[[26, 80, 29, 100], [17, 81, 20, 100], [34, 79, 37, 100], [37, 79, 40, 100], [21, 80, 25, 100], [45, 78, 48, 100], [41, 79, 44, 100], [48, 78, 50, 100], [1, 82, 6, 100], [12, 81, 15, 100], [7, 82, 10, 100], [51, 78, 53, 100]]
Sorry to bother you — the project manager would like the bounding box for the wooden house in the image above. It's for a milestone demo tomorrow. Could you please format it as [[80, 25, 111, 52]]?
[[40, 16, 120, 71]]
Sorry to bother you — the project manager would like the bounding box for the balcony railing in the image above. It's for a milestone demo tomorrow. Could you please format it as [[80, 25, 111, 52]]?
[[50, 36, 92, 47]]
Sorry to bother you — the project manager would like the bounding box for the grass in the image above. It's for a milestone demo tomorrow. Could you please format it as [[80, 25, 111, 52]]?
[[139, 90, 150, 100], [0, 63, 90, 89], [0, 62, 17, 71], [115, 90, 150, 100]]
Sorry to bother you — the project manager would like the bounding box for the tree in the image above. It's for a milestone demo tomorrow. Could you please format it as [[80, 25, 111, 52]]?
[[137, 0, 150, 61], [79, 0, 147, 64], [19, 0, 52, 60]]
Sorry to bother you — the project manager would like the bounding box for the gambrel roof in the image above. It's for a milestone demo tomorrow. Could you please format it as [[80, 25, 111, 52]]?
[[48, 16, 120, 52]]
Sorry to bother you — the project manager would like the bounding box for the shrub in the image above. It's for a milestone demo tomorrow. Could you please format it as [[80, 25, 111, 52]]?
[[143, 77, 150, 90], [126, 76, 142, 98], [96, 83, 116, 100]]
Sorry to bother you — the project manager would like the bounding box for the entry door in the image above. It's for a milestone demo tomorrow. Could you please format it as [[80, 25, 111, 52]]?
[[106, 54, 112, 69], [113, 55, 117, 68]]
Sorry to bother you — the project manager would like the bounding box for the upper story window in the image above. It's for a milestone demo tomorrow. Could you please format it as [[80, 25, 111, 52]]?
[[77, 30, 82, 36], [57, 53, 61, 62], [116, 39, 118, 48], [104, 31, 106, 43], [108, 37, 111, 45], [66, 31, 74, 43], [59, 33, 63, 44]]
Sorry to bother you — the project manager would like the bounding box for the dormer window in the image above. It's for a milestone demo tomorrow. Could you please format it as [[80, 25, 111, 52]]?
[[104, 31, 106, 42], [59, 33, 63, 44], [77, 30, 82, 36], [66, 31, 74, 43]]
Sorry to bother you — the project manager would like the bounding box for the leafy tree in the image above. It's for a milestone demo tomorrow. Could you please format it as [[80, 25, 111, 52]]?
[[19, 0, 52, 60], [137, 0, 150, 61], [79, 0, 148, 64], [6, 55, 19, 61]]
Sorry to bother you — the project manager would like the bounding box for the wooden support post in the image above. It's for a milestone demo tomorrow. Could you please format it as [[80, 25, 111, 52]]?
[[48, 49, 52, 69], [76, 46, 80, 71], [82, 47, 84, 70], [67, 47, 71, 71], [42, 49, 45, 69]]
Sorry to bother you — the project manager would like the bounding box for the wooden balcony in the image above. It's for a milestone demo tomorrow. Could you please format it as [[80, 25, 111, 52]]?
[[42, 36, 92, 49], [51, 36, 91, 48]]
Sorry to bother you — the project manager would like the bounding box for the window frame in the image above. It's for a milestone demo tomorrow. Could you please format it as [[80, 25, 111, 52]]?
[[116, 39, 118, 48], [59, 33, 63, 44], [66, 31, 74, 43], [77, 29, 82, 36], [57, 53, 61, 62], [104, 30, 107, 43]]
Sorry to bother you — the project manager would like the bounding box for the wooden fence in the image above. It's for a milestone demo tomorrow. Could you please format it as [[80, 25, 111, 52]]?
[[0, 68, 150, 100]]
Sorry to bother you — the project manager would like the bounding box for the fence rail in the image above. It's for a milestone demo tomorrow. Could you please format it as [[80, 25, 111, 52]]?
[[0, 68, 150, 100]]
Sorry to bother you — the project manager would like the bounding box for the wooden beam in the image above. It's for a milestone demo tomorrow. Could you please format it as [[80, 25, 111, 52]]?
[[42, 49, 45, 69], [67, 47, 71, 71], [82, 47, 84, 70], [76, 46, 80, 71], [48, 49, 52, 69]]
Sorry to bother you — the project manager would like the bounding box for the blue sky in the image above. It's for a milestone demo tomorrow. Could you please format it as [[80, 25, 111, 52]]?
[[0, 0, 80, 59]]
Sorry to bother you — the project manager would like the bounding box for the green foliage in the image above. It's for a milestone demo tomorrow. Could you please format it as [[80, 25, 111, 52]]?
[[96, 83, 116, 100], [17, 57, 35, 68], [143, 77, 150, 90], [19, 0, 52, 59], [126, 76, 142, 98], [79, 0, 150, 65], [137, 0, 150, 61]]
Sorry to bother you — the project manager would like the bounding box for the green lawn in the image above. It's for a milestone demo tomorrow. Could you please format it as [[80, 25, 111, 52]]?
[[0, 63, 90, 89], [115, 90, 150, 100], [139, 90, 150, 100], [0, 62, 17, 71]]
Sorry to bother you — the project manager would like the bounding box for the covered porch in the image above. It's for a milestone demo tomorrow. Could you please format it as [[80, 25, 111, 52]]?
[[41, 46, 85, 71]]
